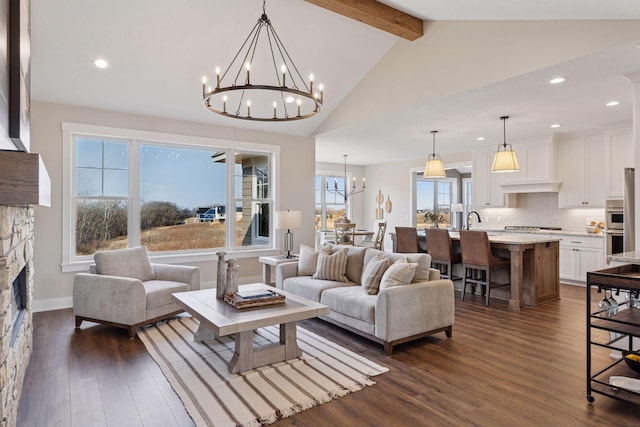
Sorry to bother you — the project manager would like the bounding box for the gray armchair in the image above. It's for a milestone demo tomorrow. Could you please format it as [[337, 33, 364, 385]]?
[[73, 246, 200, 338]]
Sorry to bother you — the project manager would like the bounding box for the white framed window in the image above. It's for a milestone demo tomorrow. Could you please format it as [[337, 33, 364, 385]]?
[[315, 172, 349, 230], [412, 171, 458, 229], [62, 123, 278, 271]]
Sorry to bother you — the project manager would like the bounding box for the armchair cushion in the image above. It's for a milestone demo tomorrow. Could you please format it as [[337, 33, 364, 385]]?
[[94, 246, 155, 282], [143, 280, 190, 310]]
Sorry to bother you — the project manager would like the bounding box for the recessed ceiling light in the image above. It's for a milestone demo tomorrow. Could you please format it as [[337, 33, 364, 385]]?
[[550, 123, 561, 128], [549, 77, 566, 84], [94, 58, 108, 69], [476, 137, 485, 141], [606, 101, 620, 107]]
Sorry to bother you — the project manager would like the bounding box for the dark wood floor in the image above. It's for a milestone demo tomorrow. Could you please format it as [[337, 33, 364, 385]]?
[[17, 285, 640, 426]]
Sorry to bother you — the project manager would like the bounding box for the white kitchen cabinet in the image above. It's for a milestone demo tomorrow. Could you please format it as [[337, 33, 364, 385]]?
[[559, 235, 604, 283], [471, 149, 514, 207], [558, 135, 605, 208], [501, 139, 560, 192], [604, 126, 633, 199]]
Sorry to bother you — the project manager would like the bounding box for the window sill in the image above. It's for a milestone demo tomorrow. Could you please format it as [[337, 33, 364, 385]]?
[[61, 248, 283, 273]]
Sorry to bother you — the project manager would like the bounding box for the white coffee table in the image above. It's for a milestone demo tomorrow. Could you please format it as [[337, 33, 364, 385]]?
[[172, 283, 329, 373]]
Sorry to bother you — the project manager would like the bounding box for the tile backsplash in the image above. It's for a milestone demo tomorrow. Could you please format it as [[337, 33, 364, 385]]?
[[475, 193, 604, 232]]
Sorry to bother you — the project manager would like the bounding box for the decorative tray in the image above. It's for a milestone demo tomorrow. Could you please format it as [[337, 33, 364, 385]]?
[[224, 290, 286, 309]]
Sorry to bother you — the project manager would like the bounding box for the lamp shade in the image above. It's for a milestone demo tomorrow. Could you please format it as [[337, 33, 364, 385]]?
[[275, 210, 302, 230], [491, 146, 520, 173], [424, 156, 446, 177], [451, 203, 464, 213]]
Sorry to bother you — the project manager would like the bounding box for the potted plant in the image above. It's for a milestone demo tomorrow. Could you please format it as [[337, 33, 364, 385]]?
[[423, 211, 445, 228]]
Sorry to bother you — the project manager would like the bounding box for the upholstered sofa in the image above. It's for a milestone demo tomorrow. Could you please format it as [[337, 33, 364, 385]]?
[[73, 246, 200, 338], [276, 244, 454, 355]]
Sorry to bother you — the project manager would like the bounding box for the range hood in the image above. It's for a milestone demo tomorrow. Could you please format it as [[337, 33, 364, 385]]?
[[499, 181, 562, 193], [0, 150, 51, 207]]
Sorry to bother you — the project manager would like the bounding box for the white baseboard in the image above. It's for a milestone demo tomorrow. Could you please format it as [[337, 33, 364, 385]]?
[[30, 277, 261, 313], [32, 296, 73, 313]]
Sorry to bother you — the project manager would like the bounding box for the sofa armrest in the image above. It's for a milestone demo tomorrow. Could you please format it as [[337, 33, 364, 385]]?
[[375, 279, 454, 342], [73, 273, 147, 325], [152, 263, 201, 290], [429, 268, 441, 280], [275, 262, 300, 289]]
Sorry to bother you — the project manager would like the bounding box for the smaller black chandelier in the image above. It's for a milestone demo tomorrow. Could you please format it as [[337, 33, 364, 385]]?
[[202, 0, 323, 122]]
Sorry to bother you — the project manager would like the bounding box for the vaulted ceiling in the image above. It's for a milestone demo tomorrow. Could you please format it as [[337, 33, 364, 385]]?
[[31, 0, 640, 165]]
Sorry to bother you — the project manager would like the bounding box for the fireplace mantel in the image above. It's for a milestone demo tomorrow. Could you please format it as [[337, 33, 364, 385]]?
[[0, 150, 51, 207]]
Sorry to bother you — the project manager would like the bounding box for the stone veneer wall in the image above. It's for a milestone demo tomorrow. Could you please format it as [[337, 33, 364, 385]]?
[[0, 206, 34, 427]]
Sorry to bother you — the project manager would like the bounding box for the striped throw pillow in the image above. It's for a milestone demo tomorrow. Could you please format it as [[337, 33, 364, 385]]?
[[313, 248, 349, 282], [361, 254, 389, 295], [379, 260, 417, 291], [298, 244, 330, 276]]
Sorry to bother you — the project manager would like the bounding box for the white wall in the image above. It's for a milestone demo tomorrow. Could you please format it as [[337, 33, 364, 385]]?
[[30, 101, 316, 311]]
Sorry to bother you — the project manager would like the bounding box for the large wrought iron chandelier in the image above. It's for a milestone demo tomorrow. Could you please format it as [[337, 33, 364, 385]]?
[[202, 0, 323, 122]]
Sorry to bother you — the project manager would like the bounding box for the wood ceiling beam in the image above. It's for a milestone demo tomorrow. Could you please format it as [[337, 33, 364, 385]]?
[[304, 0, 423, 41]]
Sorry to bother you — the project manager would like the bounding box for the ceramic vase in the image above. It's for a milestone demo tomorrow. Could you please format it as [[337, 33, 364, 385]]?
[[225, 259, 239, 296], [216, 251, 227, 299]]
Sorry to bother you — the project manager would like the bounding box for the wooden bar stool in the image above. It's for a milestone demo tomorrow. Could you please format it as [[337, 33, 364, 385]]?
[[459, 230, 510, 306], [425, 228, 462, 280], [395, 226, 420, 253]]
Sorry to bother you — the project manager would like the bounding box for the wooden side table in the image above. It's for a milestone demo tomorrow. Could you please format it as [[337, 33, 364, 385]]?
[[258, 255, 298, 286]]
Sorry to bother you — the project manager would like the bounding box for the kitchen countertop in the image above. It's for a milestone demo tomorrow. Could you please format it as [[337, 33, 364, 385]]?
[[469, 227, 604, 238], [608, 251, 640, 263], [449, 231, 561, 244]]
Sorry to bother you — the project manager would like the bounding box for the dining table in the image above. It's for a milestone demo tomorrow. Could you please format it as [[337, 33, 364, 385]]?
[[390, 229, 561, 310]]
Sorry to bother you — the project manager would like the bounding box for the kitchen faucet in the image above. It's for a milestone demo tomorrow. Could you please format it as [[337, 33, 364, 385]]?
[[466, 211, 482, 230]]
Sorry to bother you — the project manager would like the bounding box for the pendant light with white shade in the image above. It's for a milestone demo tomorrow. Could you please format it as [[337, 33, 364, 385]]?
[[491, 116, 520, 173], [424, 130, 446, 177]]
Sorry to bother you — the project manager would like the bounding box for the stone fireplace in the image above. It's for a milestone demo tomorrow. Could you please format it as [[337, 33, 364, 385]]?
[[0, 206, 34, 427]]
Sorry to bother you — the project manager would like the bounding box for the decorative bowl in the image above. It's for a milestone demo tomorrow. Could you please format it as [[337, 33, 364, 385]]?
[[622, 351, 640, 375], [585, 225, 597, 234]]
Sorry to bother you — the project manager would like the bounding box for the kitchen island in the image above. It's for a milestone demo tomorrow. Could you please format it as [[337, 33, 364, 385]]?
[[449, 232, 561, 310], [390, 230, 561, 310]]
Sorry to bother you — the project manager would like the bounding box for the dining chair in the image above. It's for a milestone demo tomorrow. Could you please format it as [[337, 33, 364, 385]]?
[[459, 230, 510, 306], [425, 228, 462, 280], [358, 220, 387, 250], [334, 222, 357, 246], [395, 226, 420, 253]]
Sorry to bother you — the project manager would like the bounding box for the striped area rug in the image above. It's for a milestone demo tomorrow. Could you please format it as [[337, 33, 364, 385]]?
[[138, 317, 388, 427]]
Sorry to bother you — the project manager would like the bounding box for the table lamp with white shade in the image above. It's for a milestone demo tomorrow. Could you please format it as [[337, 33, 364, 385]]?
[[275, 210, 302, 258], [451, 203, 464, 230]]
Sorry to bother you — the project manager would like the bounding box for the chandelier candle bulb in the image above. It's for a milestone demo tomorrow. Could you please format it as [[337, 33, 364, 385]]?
[[273, 101, 277, 118], [202, 77, 207, 97], [223, 95, 227, 113], [215, 67, 221, 88], [296, 99, 301, 116], [247, 101, 251, 117], [309, 74, 314, 94], [319, 84, 324, 103], [245, 62, 251, 84]]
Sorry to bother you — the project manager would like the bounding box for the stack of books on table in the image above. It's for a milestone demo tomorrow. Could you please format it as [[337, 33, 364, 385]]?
[[224, 287, 286, 309], [236, 289, 277, 300]]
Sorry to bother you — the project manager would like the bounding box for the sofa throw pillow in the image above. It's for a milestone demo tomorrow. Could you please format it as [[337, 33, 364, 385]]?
[[94, 246, 155, 282], [313, 248, 349, 282], [298, 244, 331, 276], [361, 254, 389, 295], [379, 260, 417, 291]]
